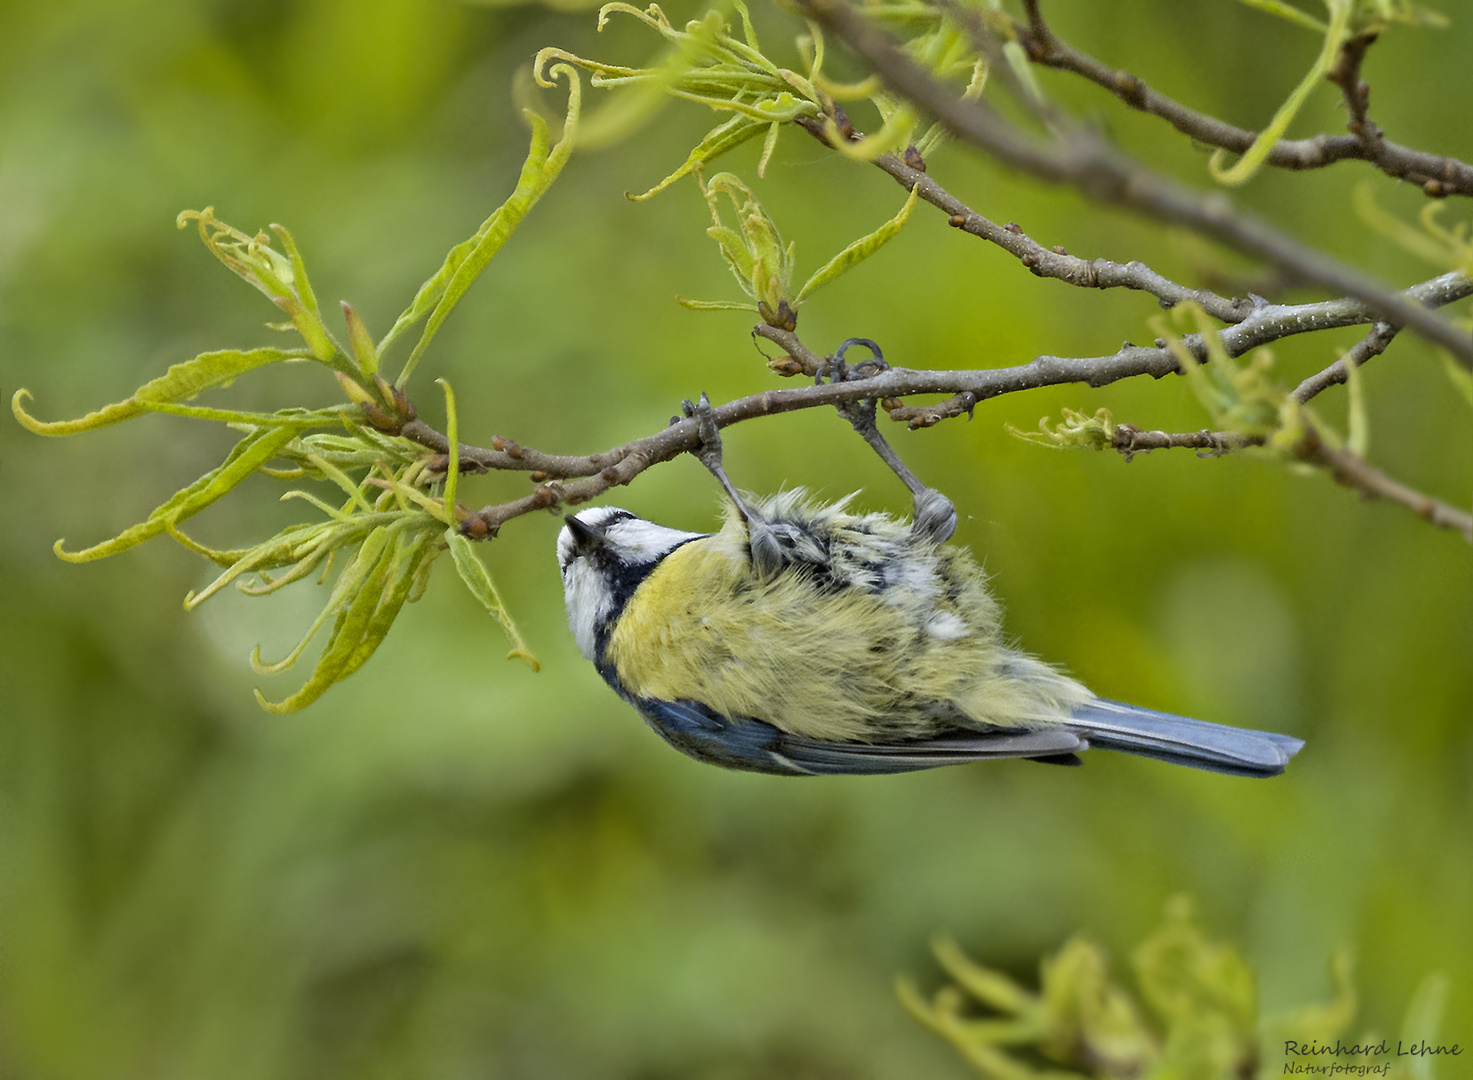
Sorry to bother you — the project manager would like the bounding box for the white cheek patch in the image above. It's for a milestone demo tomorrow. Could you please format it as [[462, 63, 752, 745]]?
[[562, 560, 612, 661], [556, 526, 577, 570], [925, 611, 968, 640]]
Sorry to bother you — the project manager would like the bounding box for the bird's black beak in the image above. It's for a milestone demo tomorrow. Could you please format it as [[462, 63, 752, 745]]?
[[563, 514, 607, 553]]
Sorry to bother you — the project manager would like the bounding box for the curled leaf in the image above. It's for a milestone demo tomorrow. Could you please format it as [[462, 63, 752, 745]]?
[[696, 170, 795, 322], [543, 1, 820, 197], [1006, 407, 1117, 451], [178, 209, 348, 369], [12, 348, 308, 436], [1209, 2, 1351, 186], [253, 524, 400, 711]]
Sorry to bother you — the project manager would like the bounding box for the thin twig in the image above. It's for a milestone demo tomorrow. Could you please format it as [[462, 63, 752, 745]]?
[[1328, 33, 1379, 150], [852, 271, 1467, 428], [1015, 1, 1473, 198], [417, 271, 1468, 534], [1105, 420, 1471, 541], [399, 419, 623, 478], [1292, 323, 1399, 403], [1111, 424, 1246, 461], [796, 117, 1255, 323], [798, 0, 1473, 364], [1297, 429, 1473, 541]]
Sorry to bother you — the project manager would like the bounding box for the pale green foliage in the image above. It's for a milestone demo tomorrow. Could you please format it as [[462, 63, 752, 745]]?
[[536, 1, 823, 198], [1352, 189, 1473, 408], [1214, 0, 1446, 186], [680, 168, 920, 325], [1155, 306, 1298, 447], [683, 170, 798, 324], [1354, 186, 1473, 276], [1005, 407, 1118, 452], [384, 66, 581, 386], [11, 348, 310, 436], [796, 183, 920, 302], [539, 0, 991, 197], [902, 899, 1450, 1079], [9, 76, 582, 710], [807, 0, 993, 159]]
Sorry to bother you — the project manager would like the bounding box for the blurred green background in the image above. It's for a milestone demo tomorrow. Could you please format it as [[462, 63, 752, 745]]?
[[3, 1, 1471, 1077]]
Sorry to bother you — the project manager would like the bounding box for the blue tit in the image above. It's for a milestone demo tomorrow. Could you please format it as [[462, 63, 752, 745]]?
[[556, 491, 1305, 778]]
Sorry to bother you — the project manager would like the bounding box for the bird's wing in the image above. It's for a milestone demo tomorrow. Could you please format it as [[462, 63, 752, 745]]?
[[637, 697, 1087, 777], [773, 728, 1086, 775]]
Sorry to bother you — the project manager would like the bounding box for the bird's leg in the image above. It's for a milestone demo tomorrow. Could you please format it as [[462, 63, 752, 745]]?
[[681, 393, 783, 574], [823, 339, 957, 544], [681, 393, 751, 519]]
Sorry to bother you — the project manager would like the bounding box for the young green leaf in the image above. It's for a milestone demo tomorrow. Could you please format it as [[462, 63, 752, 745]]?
[[438, 377, 462, 522], [334, 528, 441, 682], [186, 513, 399, 609], [1005, 407, 1118, 451], [383, 66, 582, 387], [254, 523, 403, 712], [630, 114, 768, 202], [542, 3, 820, 198], [12, 348, 310, 436], [178, 209, 351, 371], [269, 223, 322, 317], [676, 298, 759, 313], [446, 530, 540, 670], [53, 425, 305, 563], [1399, 973, 1449, 1080], [1209, 2, 1352, 186], [1231, 0, 1329, 32], [341, 302, 379, 378], [796, 185, 920, 302]]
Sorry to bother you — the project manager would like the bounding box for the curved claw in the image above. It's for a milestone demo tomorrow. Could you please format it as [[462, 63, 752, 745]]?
[[681, 393, 726, 477]]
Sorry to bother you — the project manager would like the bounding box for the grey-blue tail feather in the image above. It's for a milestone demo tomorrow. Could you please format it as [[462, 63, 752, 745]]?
[[1067, 699, 1304, 778]]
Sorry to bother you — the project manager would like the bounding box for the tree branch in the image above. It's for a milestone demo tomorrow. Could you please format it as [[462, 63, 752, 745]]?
[[1111, 425, 1243, 461], [796, 117, 1256, 323], [400, 268, 1466, 535], [1106, 420, 1471, 542], [797, 0, 1473, 366], [1015, 1, 1473, 198], [1297, 429, 1473, 541], [1291, 322, 1399, 403], [849, 271, 1467, 428]]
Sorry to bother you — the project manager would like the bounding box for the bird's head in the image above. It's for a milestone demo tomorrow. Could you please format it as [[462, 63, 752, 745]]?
[[557, 507, 705, 661]]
